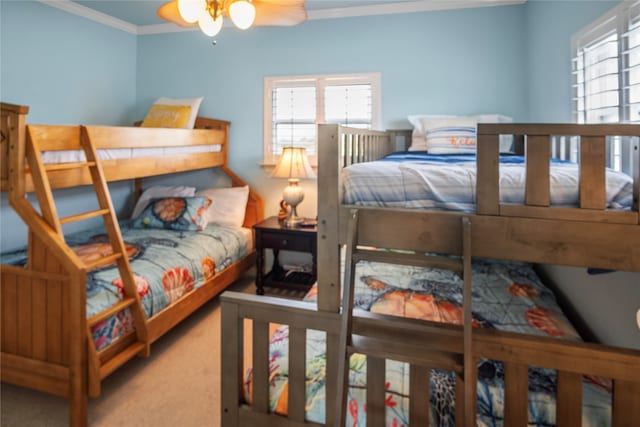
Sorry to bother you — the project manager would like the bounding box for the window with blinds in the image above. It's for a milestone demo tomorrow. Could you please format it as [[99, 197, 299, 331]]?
[[572, 1, 640, 175], [264, 73, 380, 166]]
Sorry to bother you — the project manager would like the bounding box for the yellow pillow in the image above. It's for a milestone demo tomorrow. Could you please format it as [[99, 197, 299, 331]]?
[[141, 104, 193, 128]]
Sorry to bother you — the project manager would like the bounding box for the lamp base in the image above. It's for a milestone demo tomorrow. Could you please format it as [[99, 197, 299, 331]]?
[[283, 204, 303, 228], [282, 179, 304, 228]]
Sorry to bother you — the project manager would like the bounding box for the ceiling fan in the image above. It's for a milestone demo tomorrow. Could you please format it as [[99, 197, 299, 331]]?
[[158, 0, 307, 36]]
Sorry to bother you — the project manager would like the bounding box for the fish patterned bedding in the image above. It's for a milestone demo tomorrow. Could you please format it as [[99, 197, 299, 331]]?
[[252, 259, 612, 426], [342, 152, 634, 211], [2, 222, 250, 350]]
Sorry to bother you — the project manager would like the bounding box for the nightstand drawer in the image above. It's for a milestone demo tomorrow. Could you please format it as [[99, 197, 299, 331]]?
[[261, 233, 313, 252]]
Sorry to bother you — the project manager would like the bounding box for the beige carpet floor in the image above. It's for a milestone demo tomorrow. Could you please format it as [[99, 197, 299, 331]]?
[[0, 271, 307, 427]]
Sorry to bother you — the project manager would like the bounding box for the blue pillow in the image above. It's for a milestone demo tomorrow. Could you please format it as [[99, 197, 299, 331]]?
[[131, 196, 211, 231]]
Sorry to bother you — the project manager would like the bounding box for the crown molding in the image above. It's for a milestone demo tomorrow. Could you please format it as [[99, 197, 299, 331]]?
[[307, 0, 526, 21], [138, 23, 197, 36], [37, 0, 527, 36], [37, 0, 138, 34]]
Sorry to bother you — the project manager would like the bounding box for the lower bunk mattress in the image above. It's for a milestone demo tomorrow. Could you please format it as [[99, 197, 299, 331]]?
[[250, 259, 612, 426], [3, 222, 251, 350]]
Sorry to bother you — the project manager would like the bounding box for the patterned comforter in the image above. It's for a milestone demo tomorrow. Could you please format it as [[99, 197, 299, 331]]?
[[256, 259, 612, 426], [2, 222, 249, 350], [342, 152, 634, 211]]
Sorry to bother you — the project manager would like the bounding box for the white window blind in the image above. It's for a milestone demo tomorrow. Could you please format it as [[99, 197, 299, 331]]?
[[264, 73, 380, 166], [572, 1, 640, 175], [272, 86, 317, 157]]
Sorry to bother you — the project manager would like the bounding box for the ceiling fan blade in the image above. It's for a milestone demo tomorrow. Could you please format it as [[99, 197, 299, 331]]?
[[158, 0, 306, 28], [253, 0, 307, 27], [157, 1, 197, 28]]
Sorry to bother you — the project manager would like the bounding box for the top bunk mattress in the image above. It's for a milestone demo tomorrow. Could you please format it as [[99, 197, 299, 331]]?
[[342, 152, 634, 211], [40, 145, 221, 164]]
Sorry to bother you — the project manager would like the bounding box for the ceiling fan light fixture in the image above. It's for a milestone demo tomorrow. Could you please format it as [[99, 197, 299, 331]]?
[[198, 9, 224, 37], [229, 0, 256, 30], [178, 0, 206, 23]]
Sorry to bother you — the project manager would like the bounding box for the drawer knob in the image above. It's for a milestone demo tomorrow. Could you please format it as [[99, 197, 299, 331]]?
[[282, 239, 288, 245]]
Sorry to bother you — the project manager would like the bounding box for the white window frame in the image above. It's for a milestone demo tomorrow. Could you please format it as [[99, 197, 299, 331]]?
[[572, 1, 640, 177], [263, 72, 381, 167]]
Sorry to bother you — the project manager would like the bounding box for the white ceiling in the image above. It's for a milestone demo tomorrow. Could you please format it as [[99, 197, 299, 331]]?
[[42, 0, 525, 35]]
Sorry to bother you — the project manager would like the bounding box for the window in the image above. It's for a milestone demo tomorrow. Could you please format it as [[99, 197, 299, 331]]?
[[263, 73, 381, 166], [572, 1, 640, 175]]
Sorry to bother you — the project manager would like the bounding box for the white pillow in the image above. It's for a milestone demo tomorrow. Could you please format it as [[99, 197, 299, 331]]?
[[150, 97, 203, 129], [408, 114, 453, 152], [131, 185, 196, 219], [408, 114, 514, 153], [195, 185, 249, 228]]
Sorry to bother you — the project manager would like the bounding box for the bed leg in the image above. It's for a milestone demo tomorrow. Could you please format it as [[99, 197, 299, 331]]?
[[69, 390, 88, 427], [69, 270, 88, 427], [220, 298, 242, 427]]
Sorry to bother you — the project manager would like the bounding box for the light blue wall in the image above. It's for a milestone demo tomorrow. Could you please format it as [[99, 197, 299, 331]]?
[[0, 1, 137, 252], [0, 2, 137, 124], [1, 1, 638, 348], [525, 0, 618, 122], [136, 5, 527, 222]]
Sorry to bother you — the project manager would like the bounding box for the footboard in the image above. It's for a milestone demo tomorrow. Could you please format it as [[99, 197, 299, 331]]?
[[220, 291, 640, 426], [221, 292, 341, 426]]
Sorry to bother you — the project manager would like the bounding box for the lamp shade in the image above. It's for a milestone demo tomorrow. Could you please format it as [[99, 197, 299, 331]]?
[[271, 147, 316, 180]]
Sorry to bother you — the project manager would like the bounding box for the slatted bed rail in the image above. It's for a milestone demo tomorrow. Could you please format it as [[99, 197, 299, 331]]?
[[220, 292, 341, 427], [335, 127, 401, 168], [219, 291, 640, 426], [476, 123, 640, 222], [472, 326, 640, 426]]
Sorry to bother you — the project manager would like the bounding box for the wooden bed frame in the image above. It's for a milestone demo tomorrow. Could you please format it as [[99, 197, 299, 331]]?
[[0, 102, 264, 427], [221, 123, 640, 426]]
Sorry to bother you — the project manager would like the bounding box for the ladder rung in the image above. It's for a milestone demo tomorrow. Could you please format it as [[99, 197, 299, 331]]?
[[60, 208, 110, 224], [43, 161, 96, 171], [83, 252, 123, 272], [99, 341, 147, 379], [353, 248, 464, 273], [88, 298, 137, 328], [349, 335, 463, 373]]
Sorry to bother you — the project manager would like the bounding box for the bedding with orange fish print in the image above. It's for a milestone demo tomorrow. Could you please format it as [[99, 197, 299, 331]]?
[[252, 259, 611, 427], [4, 221, 249, 351]]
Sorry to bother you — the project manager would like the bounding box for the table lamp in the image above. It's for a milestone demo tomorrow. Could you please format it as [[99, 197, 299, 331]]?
[[271, 147, 316, 227]]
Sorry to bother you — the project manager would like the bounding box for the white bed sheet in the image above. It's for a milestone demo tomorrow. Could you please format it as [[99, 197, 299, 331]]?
[[41, 145, 221, 164]]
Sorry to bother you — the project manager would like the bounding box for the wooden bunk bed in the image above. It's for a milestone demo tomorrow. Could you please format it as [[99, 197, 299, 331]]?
[[0, 102, 264, 427], [221, 122, 640, 426]]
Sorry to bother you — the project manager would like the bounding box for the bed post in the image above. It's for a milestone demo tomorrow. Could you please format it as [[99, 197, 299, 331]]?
[[1, 103, 29, 193], [317, 124, 341, 313], [634, 135, 639, 216]]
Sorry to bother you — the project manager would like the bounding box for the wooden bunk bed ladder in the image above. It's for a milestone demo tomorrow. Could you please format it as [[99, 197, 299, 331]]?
[[335, 209, 474, 426], [25, 125, 151, 394]]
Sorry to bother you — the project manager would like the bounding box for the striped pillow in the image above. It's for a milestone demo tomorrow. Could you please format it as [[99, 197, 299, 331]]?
[[420, 116, 478, 154]]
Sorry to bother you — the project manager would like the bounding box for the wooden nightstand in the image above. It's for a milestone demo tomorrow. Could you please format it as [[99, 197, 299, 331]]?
[[253, 216, 317, 295]]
